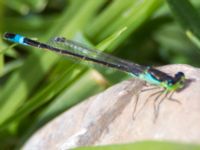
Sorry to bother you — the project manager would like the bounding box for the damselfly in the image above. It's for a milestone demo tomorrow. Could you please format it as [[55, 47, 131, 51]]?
[[3, 33, 186, 120]]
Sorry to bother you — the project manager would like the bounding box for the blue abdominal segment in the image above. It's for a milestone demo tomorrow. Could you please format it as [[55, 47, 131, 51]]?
[[139, 72, 161, 85], [3, 33, 27, 46]]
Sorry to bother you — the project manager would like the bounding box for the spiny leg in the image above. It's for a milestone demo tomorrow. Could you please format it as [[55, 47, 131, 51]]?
[[140, 81, 160, 93], [132, 87, 160, 120], [132, 84, 158, 119], [133, 89, 164, 119], [144, 89, 164, 112], [154, 91, 169, 122], [141, 86, 161, 92], [153, 90, 165, 121], [167, 91, 181, 104]]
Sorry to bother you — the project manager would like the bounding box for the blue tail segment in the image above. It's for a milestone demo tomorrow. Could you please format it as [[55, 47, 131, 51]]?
[[3, 33, 27, 46]]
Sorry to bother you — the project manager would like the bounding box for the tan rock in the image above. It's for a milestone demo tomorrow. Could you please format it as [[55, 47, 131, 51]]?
[[22, 65, 200, 150]]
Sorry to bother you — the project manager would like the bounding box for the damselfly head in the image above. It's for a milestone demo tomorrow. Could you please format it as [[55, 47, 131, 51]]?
[[174, 71, 185, 89]]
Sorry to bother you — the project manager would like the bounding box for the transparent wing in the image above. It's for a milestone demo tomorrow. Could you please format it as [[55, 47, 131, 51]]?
[[48, 37, 147, 76]]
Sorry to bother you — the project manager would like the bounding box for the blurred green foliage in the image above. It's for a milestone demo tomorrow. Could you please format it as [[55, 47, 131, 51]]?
[[74, 141, 200, 150], [0, 0, 200, 149]]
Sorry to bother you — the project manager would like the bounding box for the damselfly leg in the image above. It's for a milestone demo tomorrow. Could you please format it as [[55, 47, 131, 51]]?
[[167, 91, 181, 104], [153, 90, 168, 122], [132, 84, 181, 121], [132, 85, 163, 119]]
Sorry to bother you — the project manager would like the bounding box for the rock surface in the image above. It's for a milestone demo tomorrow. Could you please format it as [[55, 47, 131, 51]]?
[[22, 65, 200, 150]]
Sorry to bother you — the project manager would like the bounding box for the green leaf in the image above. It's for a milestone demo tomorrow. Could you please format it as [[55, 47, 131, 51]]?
[[0, 0, 106, 126], [186, 30, 200, 50], [166, 0, 200, 40], [73, 141, 200, 150]]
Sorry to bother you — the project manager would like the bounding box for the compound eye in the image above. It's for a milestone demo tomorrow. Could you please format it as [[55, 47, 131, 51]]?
[[174, 71, 185, 85], [175, 72, 185, 79]]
